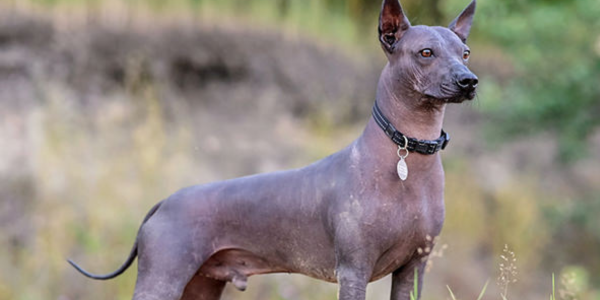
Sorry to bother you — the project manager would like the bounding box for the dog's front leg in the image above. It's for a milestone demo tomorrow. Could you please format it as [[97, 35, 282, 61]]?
[[333, 236, 374, 300], [333, 236, 375, 300], [390, 260, 426, 300], [335, 263, 371, 300], [332, 203, 378, 300]]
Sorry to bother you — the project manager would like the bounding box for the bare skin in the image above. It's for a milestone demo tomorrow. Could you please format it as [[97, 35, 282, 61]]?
[[68, 0, 479, 299]]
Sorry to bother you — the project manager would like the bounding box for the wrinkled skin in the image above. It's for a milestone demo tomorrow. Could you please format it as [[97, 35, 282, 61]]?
[[390, 26, 476, 104], [69, 1, 478, 299]]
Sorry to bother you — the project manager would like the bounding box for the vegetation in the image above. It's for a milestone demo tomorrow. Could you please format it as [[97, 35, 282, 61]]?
[[0, 0, 598, 299], [477, 0, 600, 161]]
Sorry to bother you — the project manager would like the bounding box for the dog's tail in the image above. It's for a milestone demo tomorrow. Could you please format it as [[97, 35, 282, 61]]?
[[67, 201, 163, 280]]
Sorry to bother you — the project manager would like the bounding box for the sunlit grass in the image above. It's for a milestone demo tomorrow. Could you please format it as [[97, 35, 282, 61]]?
[[1, 0, 599, 299]]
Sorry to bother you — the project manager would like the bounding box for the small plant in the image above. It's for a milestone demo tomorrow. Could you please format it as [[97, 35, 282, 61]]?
[[498, 244, 518, 300], [446, 280, 489, 300], [558, 272, 579, 300], [444, 249, 585, 300]]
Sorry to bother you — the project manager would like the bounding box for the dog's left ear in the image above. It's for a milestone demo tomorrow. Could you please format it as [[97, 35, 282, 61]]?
[[379, 0, 411, 55], [448, 0, 476, 43]]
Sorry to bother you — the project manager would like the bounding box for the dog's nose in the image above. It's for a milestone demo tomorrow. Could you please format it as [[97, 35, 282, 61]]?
[[456, 74, 479, 90]]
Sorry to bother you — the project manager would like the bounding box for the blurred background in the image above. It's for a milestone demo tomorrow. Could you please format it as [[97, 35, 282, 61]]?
[[0, 0, 599, 299]]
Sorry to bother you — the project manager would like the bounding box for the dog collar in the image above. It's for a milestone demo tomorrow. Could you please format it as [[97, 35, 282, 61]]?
[[372, 101, 450, 155]]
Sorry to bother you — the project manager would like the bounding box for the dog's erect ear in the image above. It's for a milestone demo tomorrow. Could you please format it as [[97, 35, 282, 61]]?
[[449, 0, 476, 43], [379, 0, 411, 54]]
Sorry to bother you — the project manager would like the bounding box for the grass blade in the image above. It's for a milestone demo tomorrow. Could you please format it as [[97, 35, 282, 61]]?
[[476, 279, 490, 300], [414, 267, 418, 299], [551, 273, 556, 300], [446, 285, 458, 300]]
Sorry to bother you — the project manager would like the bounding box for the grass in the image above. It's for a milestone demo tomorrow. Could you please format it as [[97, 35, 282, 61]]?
[[1, 1, 599, 299], [410, 268, 418, 300], [442, 272, 569, 300], [415, 245, 581, 300], [447, 280, 489, 300], [552, 274, 557, 300], [1, 74, 594, 300]]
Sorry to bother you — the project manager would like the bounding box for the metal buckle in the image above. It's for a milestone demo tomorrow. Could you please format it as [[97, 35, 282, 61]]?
[[441, 131, 450, 149]]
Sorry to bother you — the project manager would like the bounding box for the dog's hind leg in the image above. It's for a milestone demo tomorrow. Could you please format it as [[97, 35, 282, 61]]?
[[180, 273, 226, 300], [131, 240, 212, 300], [131, 215, 214, 300], [131, 240, 207, 300]]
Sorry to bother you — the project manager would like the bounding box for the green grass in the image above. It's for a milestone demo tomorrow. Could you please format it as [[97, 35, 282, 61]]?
[[551, 273, 556, 300], [410, 268, 418, 300]]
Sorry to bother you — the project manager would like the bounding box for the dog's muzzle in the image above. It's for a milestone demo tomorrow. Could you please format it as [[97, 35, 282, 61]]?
[[456, 72, 478, 90], [454, 72, 478, 100]]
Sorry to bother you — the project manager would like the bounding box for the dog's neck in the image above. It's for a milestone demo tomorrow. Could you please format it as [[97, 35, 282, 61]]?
[[354, 64, 447, 178], [375, 64, 447, 140]]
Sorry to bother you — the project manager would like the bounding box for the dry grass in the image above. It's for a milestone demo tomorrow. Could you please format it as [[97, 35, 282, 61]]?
[[498, 244, 518, 299], [0, 2, 599, 300]]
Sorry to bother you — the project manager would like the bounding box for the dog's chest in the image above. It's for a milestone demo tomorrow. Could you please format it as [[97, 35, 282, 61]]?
[[377, 176, 445, 232], [368, 182, 445, 279]]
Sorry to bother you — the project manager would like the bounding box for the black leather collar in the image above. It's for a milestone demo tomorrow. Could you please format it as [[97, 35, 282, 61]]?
[[372, 101, 450, 155]]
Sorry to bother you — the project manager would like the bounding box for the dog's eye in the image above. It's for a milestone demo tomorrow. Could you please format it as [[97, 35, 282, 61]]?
[[463, 50, 471, 60], [420, 49, 433, 58]]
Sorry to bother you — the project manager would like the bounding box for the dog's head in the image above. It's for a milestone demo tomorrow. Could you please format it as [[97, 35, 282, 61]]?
[[379, 0, 478, 104]]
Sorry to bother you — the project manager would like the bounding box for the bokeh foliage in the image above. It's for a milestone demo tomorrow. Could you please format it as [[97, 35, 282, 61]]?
[[1, 0, 599, 299], [25, 0, 600, 160], [476, 0, 600, 161]]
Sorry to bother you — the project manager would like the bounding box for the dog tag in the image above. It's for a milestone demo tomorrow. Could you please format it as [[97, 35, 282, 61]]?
[[397, 157, 408, 181]]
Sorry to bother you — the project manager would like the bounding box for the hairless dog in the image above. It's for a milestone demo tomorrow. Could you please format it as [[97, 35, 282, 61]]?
[[69, 0, 478, 299]]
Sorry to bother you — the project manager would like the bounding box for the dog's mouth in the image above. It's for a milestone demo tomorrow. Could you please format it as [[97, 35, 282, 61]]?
[[446, 89, 477, 103], [424, 84, 477, 104], [424, 92, 475, 104]]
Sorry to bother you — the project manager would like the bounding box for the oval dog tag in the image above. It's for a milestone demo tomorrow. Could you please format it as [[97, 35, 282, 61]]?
[[397, 157, 408, 181]]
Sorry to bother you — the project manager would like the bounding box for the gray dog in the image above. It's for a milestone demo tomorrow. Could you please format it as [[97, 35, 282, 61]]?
[[69, 0, 478, 299]]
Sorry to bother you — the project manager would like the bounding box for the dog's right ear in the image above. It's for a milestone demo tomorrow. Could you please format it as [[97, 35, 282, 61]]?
[[449, 0, 476, 43], [379, 0, 411, 55]]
